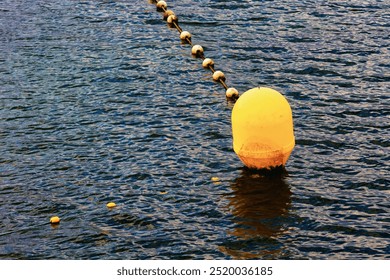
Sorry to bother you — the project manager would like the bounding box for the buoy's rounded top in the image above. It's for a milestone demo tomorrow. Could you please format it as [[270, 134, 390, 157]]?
[[233, 87, 291, 115]]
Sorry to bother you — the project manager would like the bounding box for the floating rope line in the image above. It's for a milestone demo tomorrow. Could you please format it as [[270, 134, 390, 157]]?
[[150, 0, 296, 171], [151, 0, 239, 100]]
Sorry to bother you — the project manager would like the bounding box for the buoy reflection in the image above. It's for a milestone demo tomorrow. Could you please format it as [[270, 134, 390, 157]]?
[[226, 167, 292, 239]]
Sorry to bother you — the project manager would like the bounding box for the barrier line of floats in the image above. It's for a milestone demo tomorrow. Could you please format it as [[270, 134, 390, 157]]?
[[150, 0, 240, 100], [149, 0, 296, 171]]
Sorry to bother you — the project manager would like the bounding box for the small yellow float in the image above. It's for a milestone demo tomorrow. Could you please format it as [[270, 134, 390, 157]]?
[[106, 202, 116, 208], [50, 216, 60, 224]]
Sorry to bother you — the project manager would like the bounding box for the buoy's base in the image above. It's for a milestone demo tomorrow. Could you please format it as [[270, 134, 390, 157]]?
[[241, 164, 287, 176], [236, 141, 294, 170]]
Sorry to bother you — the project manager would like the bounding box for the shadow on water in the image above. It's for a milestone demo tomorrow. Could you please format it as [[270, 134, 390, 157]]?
[[219, 167, 292, 259]]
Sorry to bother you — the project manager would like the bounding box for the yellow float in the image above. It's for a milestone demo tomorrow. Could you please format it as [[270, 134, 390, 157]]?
[[211, 177, 220, 182], [106, 202, 116, 208], [50, 216, 60, 224], [231, 87, 295, 170]]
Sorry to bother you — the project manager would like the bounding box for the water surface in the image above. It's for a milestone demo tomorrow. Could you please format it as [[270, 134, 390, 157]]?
[[0, 0, 389, 259]]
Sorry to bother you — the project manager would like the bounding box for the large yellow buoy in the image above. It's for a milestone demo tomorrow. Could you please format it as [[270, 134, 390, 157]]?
[[231, 87, 295, 170]]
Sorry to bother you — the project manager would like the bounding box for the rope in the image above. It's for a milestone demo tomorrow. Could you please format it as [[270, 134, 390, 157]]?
[[151, 0, 239, 100]]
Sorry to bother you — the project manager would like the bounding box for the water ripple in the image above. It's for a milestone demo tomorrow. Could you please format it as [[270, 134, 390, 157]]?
[[1, 0, 389, 259]]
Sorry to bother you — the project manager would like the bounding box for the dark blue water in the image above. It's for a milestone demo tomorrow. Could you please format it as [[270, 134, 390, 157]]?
[[0, 0, 389, 259]]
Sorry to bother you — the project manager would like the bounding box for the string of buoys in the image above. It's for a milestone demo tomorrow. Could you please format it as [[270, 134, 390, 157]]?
[[150, 0, 239, 100], [150, 0, 296, 170]]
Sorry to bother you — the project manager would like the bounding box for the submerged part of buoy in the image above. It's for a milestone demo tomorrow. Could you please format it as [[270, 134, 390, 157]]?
[[231, 87, 295, 170]]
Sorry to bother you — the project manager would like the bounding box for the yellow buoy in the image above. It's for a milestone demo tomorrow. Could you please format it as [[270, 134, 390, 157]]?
[[106, 202, 116, 208], [211, 177, 220, 182], [231, 87, 295, 170], [50, 216, 60, 224]]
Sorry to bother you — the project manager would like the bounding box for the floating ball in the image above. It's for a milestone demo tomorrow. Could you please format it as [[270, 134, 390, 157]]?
[[167, 14, 178, 24], [180, 31, 191, 41], [106, 202, 116, 208], [212, 70, 225, 81], [202, 58, 214, 68], [163, 10, 175, 20], [50, 216, 60, 224], [231, 87, 295, 170], [226, 87, 239, 99], [156, 1, 167, 11], [191, 45, 204, 57]]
